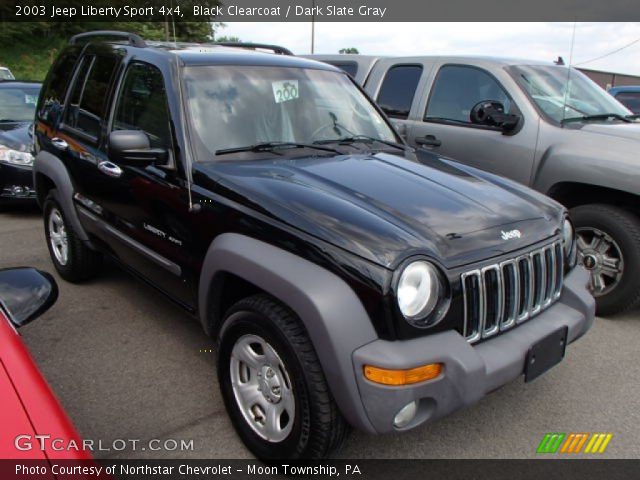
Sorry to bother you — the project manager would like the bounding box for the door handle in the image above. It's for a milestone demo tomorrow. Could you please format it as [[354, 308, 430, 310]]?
[[98, 161, 123, 178], [415, 135, 442, 147], [51, 137, 68, 150]]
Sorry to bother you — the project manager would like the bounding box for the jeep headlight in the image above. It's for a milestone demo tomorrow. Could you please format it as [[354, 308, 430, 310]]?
[[0, 145, 34, 166], [562, 218, 577, 267], [397, 260, 448, 327]]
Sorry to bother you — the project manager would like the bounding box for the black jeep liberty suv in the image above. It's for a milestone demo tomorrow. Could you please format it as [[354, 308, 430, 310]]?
[[33, 31, 595, 460]]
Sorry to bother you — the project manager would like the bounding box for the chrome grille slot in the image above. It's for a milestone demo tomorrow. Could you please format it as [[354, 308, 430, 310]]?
[[461, 271, 483, 344], [517, 255, 532, 321], [462, 240, 564, 344], [482, 266, 502, 337], [531, 251, 544, 316], [553, 243, 564, 298], [500, 261, 518, 330]]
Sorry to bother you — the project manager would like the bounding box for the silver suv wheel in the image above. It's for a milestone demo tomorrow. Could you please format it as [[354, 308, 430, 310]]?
[[230, 334, 295, 443], [48, 207, 69, 266]]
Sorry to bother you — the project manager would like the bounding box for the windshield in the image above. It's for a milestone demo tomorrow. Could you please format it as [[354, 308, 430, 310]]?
[[183, 65, 397, 159], [511, 65, 631, 123], [0, 85, 40, 122]]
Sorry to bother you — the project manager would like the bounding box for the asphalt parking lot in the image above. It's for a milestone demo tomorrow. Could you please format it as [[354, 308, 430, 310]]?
[[2, 206, 640, 459]]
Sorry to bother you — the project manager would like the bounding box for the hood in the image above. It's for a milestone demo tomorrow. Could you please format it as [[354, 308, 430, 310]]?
[[578, 122, 640, 142], [0, 122, 32, 151], [202, 152, 562, 269]]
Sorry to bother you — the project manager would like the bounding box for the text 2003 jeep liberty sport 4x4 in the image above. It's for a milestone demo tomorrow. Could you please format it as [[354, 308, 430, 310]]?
[[33, 32, 594, 460]]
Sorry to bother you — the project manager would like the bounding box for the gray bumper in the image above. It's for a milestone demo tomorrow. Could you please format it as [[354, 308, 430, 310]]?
[[351, 266, 595, 434]]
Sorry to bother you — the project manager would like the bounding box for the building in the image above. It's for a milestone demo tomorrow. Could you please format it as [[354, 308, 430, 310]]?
[[577, 67, 640, 90]]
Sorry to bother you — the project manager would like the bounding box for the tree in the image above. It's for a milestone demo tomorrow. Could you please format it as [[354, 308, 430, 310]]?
[[339, 47, 359, 54], [215, 36, 242, 43]]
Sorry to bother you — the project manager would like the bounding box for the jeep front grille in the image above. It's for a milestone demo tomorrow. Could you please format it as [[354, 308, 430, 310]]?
[[461, 240, 564, 344]]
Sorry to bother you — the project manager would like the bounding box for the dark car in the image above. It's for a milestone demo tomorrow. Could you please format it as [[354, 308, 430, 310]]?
[[0, 81, 41, 206], [608, 85, 640, 114], [33, 31, 594, 460]]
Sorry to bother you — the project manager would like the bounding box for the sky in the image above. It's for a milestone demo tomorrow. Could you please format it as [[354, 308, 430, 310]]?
[[220, 22, 640, 76]]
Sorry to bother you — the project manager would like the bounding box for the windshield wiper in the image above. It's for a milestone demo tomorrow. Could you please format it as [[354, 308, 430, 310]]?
[[313, 135, 407, 151], [562, 113, 632, 124], [215, 141, 341, 156], [626, 114, 640, 120]]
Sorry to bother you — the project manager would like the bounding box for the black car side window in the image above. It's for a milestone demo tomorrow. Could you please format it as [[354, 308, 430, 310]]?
[[65, 54, 118, 140], [425, 65, 511, 124], [376, 65, 422, 119], [112, 62, 172, 150]]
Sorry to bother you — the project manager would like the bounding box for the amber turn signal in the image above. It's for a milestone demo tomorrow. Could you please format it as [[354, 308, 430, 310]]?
[[364, 363, 443, 386]]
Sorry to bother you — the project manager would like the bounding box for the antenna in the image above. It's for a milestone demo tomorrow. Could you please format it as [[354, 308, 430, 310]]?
[[171, 0, 177, 47], [561, 21, 577, 125]]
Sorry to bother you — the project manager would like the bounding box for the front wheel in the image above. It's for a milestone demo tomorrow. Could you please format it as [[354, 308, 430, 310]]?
[[571, 204, 640, 315], [217, 294, 349, 460]]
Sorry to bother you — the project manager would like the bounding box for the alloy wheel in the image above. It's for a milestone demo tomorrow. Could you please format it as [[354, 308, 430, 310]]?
[[576, 227, 624, 297], [48, 208, 69, 266]]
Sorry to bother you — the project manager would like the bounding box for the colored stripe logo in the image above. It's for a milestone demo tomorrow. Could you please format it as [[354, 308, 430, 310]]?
[[537, 433, 613, 454]]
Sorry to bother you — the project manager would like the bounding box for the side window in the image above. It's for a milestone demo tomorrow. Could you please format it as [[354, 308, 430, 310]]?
[[425, 65, 511, 124], [65, 55, 118, 139], [330, 62, 358, 79], [38, 47, 81, 125], [112, 62, 172, 150], [376, 65, 422, 119]]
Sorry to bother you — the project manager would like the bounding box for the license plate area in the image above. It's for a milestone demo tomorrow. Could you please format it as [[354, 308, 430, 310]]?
[[524, 326, 568, 382]]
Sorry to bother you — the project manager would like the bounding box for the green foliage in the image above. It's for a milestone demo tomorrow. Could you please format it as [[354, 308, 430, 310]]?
[[0, 15, 219, 80], [339, 47, 359, 54], [214, 36, 242, 43]]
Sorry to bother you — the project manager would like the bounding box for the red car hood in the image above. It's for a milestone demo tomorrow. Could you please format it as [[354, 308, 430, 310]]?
[[0, 312, 90, 462]]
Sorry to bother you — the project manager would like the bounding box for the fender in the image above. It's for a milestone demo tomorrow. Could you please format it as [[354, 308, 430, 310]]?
[[33, 151, 89, 242], [198, 233, 379, 432], [532, 141, 640, 198]]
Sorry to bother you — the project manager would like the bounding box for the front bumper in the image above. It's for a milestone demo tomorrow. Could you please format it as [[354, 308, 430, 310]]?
[[352, 266, 595, 433], [0, 163, 36, 201]]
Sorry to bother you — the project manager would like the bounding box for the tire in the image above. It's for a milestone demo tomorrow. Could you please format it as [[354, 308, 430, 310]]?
[[217, 294, 349, 460], [571, 204, 640, 315], [43, 189, 102, 282]]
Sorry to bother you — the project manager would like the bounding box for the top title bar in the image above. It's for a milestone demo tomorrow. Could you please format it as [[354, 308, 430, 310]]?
[[1, 0, 640, 22]]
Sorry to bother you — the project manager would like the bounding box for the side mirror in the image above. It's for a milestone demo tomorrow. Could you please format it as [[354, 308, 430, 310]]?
[[108, 130, 168, 166], [0, 268, 58, 328], [470, 100, 521, 133]]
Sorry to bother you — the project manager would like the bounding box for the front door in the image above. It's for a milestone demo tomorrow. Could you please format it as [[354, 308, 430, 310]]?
[[406, 63, 538, 186]]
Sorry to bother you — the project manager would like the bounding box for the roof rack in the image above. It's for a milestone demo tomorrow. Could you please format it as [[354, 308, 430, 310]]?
[[211, 42, 293, 56], [70, 31, 146, 48]]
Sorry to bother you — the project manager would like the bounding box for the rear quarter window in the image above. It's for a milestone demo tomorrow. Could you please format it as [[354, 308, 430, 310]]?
[[37, 46, 81, 126]]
